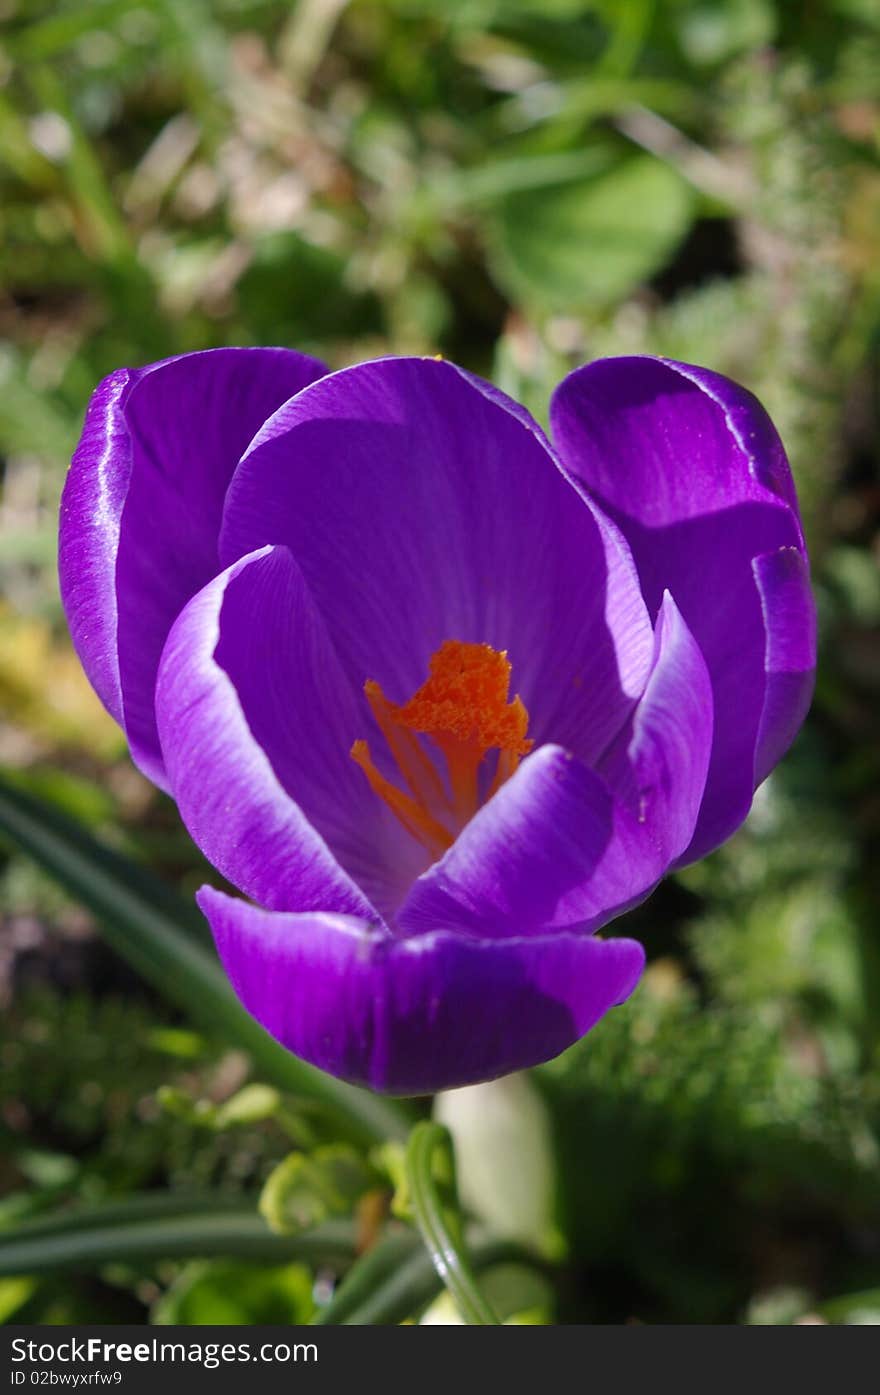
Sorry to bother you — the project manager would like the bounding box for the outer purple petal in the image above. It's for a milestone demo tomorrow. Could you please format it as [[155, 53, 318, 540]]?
[[155, 546, 381, 921], [198, 885, 645, 1094], [598, 591, 713, 866], [397, 745, 664, 939], [59, 347, 327, 788], [752, 546, 817, 787], [59, 367, 143, 728], [219, 356, 654, 769], [550, 356, 815, 861]]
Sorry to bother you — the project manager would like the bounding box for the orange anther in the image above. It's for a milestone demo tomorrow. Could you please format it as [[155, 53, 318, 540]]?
[[351, 641, 532, 857]]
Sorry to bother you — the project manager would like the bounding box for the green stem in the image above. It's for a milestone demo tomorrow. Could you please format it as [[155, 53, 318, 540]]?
[[404, 1122, 500, 1325], [0, 778, 411, 1147], [0, 1196, 356, 1276]]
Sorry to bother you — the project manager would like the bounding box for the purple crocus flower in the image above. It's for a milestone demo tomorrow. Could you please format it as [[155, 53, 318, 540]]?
[[59, 350, 815, 1094]]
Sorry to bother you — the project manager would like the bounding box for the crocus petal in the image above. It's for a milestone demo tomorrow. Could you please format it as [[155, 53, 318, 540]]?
[[550, 355, 814, 860], [752, 546, 817, 787], [220, 356, 654, 769], [397, 745, 664, 939], [59, 367, 143, 729], [155, 545, 425, 921], [60, 347, 327, 787], [199, 885, 645, 1094], [156, 547, 375, 920], [597, 591, 713, 866]]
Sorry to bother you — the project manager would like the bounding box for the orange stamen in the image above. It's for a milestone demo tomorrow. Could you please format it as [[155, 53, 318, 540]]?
[[351, 741, 453, 859], [351, 640, 533, 857], [363, 680, 448, 813]]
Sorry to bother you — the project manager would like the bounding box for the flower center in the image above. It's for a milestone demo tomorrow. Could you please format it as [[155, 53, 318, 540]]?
[[351, 640, 533, 858]]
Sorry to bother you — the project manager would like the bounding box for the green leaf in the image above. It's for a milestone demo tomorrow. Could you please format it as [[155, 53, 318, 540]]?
[[260, 1147, 377, 1236], [237, 232, 380, 342], [213, 1084, 284, 1130], [146, 1027, 207, 1061], [0, 1277, 37, 1323], [5, 1, 138, 62], [676, 0, 776, 67], [313, 1228, 423, 1325], [820, 1288, 880, 1325], [0, 770, 212, 946], [315, 1227, 540, 1326], [13, 1149, 79, 1191], [153, 1259, 316, 1325], [372, 1141, 412, 1221], [155, 1085, 219, 1128], [0, 1195, 357, 1276], [421, 147, 616, 213], [420, 1262, 555, 1325], [487, 154, 695, 312], [0, 776, 411, 1146], [158, 1082, 286, 1132]]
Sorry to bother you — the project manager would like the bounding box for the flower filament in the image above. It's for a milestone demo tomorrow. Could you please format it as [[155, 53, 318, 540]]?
[[351, 640, 533, 858]]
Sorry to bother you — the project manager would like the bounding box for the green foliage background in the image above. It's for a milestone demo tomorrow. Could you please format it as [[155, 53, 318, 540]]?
[[0, 0, 879, 1325]]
